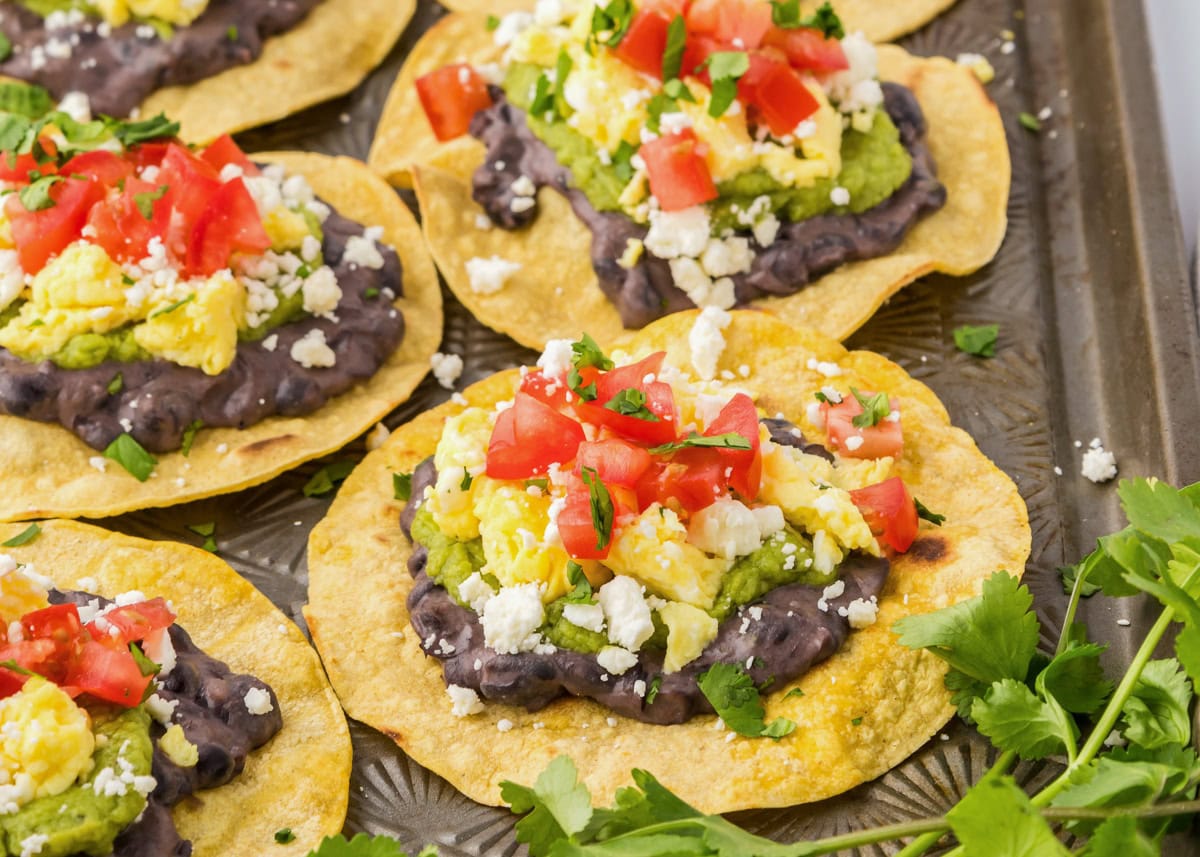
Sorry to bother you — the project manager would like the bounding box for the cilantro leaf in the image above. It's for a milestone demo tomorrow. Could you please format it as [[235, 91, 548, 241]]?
[[697, 662, 795, 740], [563, 561, 593, 603], [661, 15, 687, 81], [646, 674, 662, 704], [581, 467, 615, 550], [103, 433, 157, 481], [0, 82, 52, 118], [702, 52, 749, 117], [187, 522, 217, 552], [394, 472, 413, 501], [133, 184, 167, 220], [894, 571, 1039, 712], [106, 372, 124, 395], [1049, 745, 1200, 826], [770, 1, 845, 38], [485, 14, 500, 30], [953, 323, 999, 358], [529, 73, 554, 116], [0, 33, 11, 63], [589, 0, 634, 49], [947, 771, 1070, 856], [849, 386, 889, 428], [1, 522, 41, 548], [970, 678, 1075, 760], [1119, 478, 1200, 546], [500, 756, 593, 857], [649, 433, 750, 455], [180, 419, 203, 457], [554, 49, 574, 119], [1076, 816, 1159, 857], [147, 293, 195, 318], [303, 460, 358, 498], [1019, 111, 1041, 132], [304, 833, 411, 857], [274, 828, 296, 845], [914, 497, 945, 525], [18, 174, 62, 211], [1118, 658, 1193, 750], [604, 388, 659, 421], [112, 114, 180, 147], [1038, 642, 1112, 714], [129, 642, 160, 677], [1176, 623, 1200, 685], [570, 333, 614, 371]]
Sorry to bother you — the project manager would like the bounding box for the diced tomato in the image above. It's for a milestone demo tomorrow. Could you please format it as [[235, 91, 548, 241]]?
[[822, 393, 903, 459], [748, 61, 820, 136], [594, 353, 666, 401], [95, 598, 175, 645], [763, 26, 849, 71], [7, 176, 105, 273], [638, 130, 718, 212], [185, 176, 271, 276], [680, 33, 722, 81], [0, 638, 62, 683], [156, 143, 221, 258], [59, 150, 135, 187], [519, 370, 572, 411], [22, 603, 83, 644], [576, 353, 679, 445], [702, 393, 762, 499], [0, 137, 57, 183], [557, 490, 612, 560], [686, 0, 773, 49], [87, 177, 163, 263], [642, 0, 688, 15], [736, 49, 784, 104], [0, 664, 27, 699], [486, 393, 586, 479], [67, 640, 153, 706], [199, 134, 259, 176], [576, 439, 653, 487], [613, 9, 672, 78], [415, 64, 494, 142], [127, 142, 172, 171], [850, 477, 919, 553], [636, 448, 727, 513]]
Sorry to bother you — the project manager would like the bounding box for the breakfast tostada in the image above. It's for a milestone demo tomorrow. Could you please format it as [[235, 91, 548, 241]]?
[[0, 518, 351, 855], [304, 309, 1030, 812], [0, 88, 441, 521]]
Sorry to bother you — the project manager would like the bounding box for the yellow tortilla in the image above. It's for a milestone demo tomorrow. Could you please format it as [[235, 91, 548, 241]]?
[[385, 14, 1008, 348], [432, 0, 955, 48], [305, 310, 1030, 813], [141, 0, 415, 142], [0, 152, 442, 522], [0, 519, 351, 855]]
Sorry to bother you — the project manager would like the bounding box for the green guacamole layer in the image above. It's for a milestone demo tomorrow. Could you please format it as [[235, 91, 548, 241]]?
[[502, 62, 913, 233], [0, 705, 154, 857], [413, 506, 840, 656], [18, 0, 176, 37]]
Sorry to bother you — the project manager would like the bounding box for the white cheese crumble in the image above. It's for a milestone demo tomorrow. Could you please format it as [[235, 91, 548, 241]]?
[[465, 255, 522, 294], [447, 684, 485, 717], [829, 186, 851, 207], [562, 603, 606, 634], [1081, 438, 1118, 483], [290, 329, 336, 368], [845, 597, 879, 629], [806, 357, 843, 377], [430, 352, 464, 389], [19, 834, 49, 857], [597, 576, 654, 652], [688, 305, 731, 381], [597, 646, 638, 676], [644, 206, 711, 259], [481, 582, 545, 654], [300, 266, 342, 317], [145, 693, 179, 727], [366, 422, 391, 451], [536, 339, 574, 379], [343, 227, 386, 269], [56, 91, 92, 124], [243, 687, 274, 716], [496, 718, 515, 732]]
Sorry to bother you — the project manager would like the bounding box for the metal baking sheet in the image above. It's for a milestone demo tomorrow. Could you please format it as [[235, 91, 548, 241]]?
[[95, 0, 1200, 853]]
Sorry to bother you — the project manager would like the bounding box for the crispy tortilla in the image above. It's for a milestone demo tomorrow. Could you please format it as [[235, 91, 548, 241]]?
[[0, 518, 351, 855], [0, 152, 442, 522], [382, 14, 1008, 348], [141, 0, 415, 142], [430, 0, 955, 52], [304, 310, 1030, 813]]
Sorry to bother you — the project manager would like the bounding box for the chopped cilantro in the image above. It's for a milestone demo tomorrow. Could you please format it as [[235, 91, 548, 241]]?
[[915, 498, 946, 526], [813, 389, 841, 404], [851, 716, 863, 726], [702, 52, 749, 117], [771, 0, 844, 37], [954, 323, 999, 358], [649, 432, 750, 455], [187, 522, 217, 552], [485, 14, 500, 31], [393, 472, 413, 501], [103, 433, 157, 481], [304, 833, 420, 856], [129, 642, 160, 677], [1, 522, 41, 548], [0, 33, 11, 63], [106, 373, 124, 395], [0, 83, 52, 118], [226, 24, 239, 41], [604, 387, 659, 421], [460, 470, 474, 491], [661, 15, 687, 80], [113, 114, 180, 147], [529, 73, 555, 116], [554, 49, 573, 118], [646, 675, 662, 705], [567, 333, 611, 401], [697, 662, 795, 739], [563, 561, 593, 603], [1018, 111, 1041, 132], [133, 184, 168, 220], [581, 466, 614, 551], [589, 0, 634, 50], [18, 174, 62, 211], [180, 419, 203, 457], [849, 386, 889, 428], [611, 140, 637, 183], [303, 460, 358, 497], [273, 828, 296, 845], [525, 477, 549, 491], [783, 687, 805, 699], [0, 659, 35, 676], [364, 287, 380, 299], [147, 293, 195, 319]]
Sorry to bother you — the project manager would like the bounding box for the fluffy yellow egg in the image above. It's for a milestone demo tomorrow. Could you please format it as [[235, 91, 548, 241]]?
[[561, 48, 654, 154], [427, 408, 495, 541], [606, 504, 730, 608], [133, 271, 244, 375], [262, 207, 313, 253], [659, 601, 719, 673], [0, 557, 49, 626], [94, 0, 209, 27], [0, 678, 95, 810], [474, 479, 574, 602]]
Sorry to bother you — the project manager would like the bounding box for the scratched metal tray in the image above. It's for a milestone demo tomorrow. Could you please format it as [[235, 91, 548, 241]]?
[[94, 0, 1200, 853]]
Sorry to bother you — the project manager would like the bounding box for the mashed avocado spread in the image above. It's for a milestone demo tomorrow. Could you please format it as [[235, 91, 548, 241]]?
[[503, 63, 913, 233], [1, 706, 154, 857], [413, 506, 840, 655]]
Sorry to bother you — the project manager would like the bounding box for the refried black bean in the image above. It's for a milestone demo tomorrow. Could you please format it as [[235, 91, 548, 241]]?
[[469, 82, 946, 329]]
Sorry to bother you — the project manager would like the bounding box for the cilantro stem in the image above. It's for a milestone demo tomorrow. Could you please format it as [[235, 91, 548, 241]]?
[[1055, 557, 1090, 657], [893, 750, 1016, 857], [1043, 799, 1200, 821], [1032, 606, 1176, 808], [599, 817, 949, 854]]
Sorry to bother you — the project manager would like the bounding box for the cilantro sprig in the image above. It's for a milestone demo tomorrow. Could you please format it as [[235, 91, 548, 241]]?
[[1, 522, 40, 547], [771, 0, 845, 38], [567, 333, 613, 402], [954, 323, 999, 358], [649, 432, 751, 455], [604, 387, 659, 421], [581, 466, 614, 551], [697, 662, 795, 739], [303, 460, 358, 498], [702, 51, 750, 118], [849, 386, 889, 428]]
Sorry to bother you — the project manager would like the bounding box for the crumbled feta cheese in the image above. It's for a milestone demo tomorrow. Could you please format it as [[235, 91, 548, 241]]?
[[598, 646, 638, 675], [1081, 440, 1118, 483], [300, 266, 342, 317], [243, 687, 274, 716], [481, 583, 545, 654], [447, 684, 485, 717], [700, 236, 754, 279], [496, 718, 515, 732], [430, 352, 464, 390], [687, 498, 765, 559], [644, 206, 711, 259], [597, 576, 654, 652], [956, 52, 996, 84], [343, 228, 386, 269], [366, 422, 390, 451], [19, 834, 49, 857], [844, 435, 864, 451], [290, 329, 336, 368], [845, 597, 878, 629], [458, 572, 495, 613], [493, 11, 533, 46], [56, 91, 91, 123], [261, 334, 278, 352], [562, 603, 606, 634], [145, 693, 179, 726], [829, 186, 851, 207], [465, 255, 522, 294], [536, 339, 574, 379], [688, 305, 732, 381], [806, 357, 843, 377]]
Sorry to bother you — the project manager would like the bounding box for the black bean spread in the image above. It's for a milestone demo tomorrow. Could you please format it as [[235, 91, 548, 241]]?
[[0, 0, 322, 117], [0, 211, 405, 453], [469, 82, 946, 329], [399, 420, 890, 725], [51, 589, 282, 857]]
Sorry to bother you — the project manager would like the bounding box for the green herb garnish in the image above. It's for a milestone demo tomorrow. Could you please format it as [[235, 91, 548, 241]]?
[[129, 643, 160, 677], [849, 386, 889, 429], [649, 432, 750, 455], [133, 184, 167, 220], [303, 460, 358, 497], [187, 522, 217, 552], [226, 25, 239, 40], [180, 419, 202, 457], [580, 466, 614, 551], [0, 33, 12, 63], [106, 373, 124, 395], [604, 387, 659, 421], [460, 470, 474, 491], [954, 323, 999, 358], [702, 51, 749, 118], [103, 433, 157, 481], [147, 293, 195, 319], [364, 287, 380, 299], [485, 14, 500, 31], [646, 675, 662, 705], [661, 15, 687, 80], [393, 472, 413, 501], [18, 174, 62, 211], [697, 662, 796, 739], [1, 522, 41, 547], [273, 828, 296, 845], [563, 561, 593, 603], [915, 498, 946, 526], [1018, 111, 1041, 132], [588, 0, 634, 51], [771, 0, 845, 37]]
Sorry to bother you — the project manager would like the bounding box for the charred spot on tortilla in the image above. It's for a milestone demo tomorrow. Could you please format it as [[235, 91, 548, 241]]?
[[239, 434, 301, 455], [906, 534, 948, 564]]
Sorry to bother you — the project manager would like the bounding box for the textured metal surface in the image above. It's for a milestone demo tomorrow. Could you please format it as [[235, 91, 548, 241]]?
[[95, 0, 1200, 853]]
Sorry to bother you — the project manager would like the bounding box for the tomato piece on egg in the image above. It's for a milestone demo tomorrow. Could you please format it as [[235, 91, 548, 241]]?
[[576, 439, 653, 487], [486, 393, 586, 479], [638, 130, 718, 212], [613, 9, 673, 78], [702, 392, 763, 500], [576, 353, 679, 445], [763, 26, 849, 71], [96, 598, 176, 646], [519, 369, 572, 410], [87, 177, 164, 263], [67, 640, 154, 706], [850, 477, 918, 553], [8, 175, 105, 273], [185, 176, 272, 276], [199, 134, 260, 176], [821, 394, 903, 459], [557, 490, 612, 560], [636, 448, 727, 513], [686, 0, 773, 50], [749, 61, 820, 137], [59, 150, 135, 187], [415, 64, 494, 142]]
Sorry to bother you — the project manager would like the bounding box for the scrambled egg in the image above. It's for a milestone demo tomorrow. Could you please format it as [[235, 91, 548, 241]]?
[[560, 48, 658, 153], [263, 208, 312, 252], [474, 479, 575, 601], [0, 678, 95, 809], [158, 724, 198, 768], [92, 0, 209, 27], [0, 558, 49, 625], [605, 505, 731, 608], [427, 408, 495, 541], [659, 601, 718, 673], [132, 270, 245, 375]]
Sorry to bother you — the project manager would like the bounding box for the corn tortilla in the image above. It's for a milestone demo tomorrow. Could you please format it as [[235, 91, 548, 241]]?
[[0, 152, 443, 522], [142, 0, 415, 142], [0, 518, 351, 855], [382, 14, 1008, 348], [304, 310, 1030, 813]]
